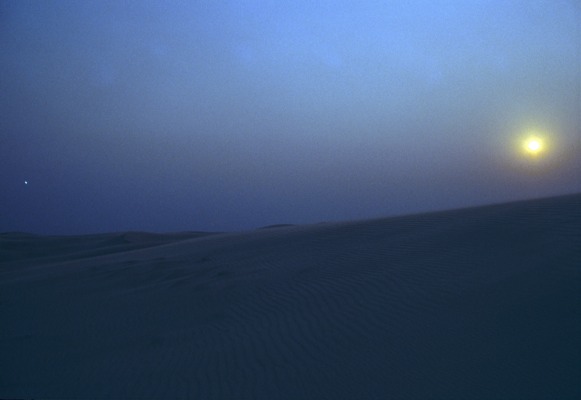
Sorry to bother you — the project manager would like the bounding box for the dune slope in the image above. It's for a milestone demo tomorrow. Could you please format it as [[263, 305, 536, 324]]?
[[1, 194, 580, 399]]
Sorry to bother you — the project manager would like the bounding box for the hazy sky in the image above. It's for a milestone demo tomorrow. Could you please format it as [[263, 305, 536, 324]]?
[[1, 0, 580, 234]]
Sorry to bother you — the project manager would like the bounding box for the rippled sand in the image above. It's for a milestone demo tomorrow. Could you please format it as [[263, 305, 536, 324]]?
[[1, 194, 580, 399]]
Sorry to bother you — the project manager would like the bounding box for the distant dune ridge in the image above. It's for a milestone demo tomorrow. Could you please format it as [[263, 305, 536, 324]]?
[[1, 194, 580, 399]]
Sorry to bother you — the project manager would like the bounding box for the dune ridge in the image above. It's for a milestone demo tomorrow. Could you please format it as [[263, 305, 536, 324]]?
[[1, 193, 580, 399]]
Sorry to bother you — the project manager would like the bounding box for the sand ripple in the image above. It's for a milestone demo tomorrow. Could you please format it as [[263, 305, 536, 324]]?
[[1, 194, 580, 399]]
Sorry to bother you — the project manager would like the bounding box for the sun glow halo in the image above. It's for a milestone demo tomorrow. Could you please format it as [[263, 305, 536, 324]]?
[[523, 137, 544, 156]]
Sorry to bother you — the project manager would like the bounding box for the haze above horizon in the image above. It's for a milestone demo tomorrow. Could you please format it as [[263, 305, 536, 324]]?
[[1, 0, 580, 234]]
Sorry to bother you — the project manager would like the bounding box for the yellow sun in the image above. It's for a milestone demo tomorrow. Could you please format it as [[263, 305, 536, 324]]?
[[523, 137, 544, 156]]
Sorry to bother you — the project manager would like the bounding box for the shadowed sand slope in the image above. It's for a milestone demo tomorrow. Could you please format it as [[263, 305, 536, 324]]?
[[1, 194, 580, 399], [0, 231, 216, 265]]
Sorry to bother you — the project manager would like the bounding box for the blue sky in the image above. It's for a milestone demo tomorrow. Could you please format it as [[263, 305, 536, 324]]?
[[1, 0, 579, 234]]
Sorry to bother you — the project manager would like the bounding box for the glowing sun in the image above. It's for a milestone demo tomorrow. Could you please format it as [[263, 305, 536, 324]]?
[[523, 137, 544, 156]]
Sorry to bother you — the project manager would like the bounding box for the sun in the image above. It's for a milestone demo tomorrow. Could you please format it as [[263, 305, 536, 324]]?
[[523, 136, 544, 156]]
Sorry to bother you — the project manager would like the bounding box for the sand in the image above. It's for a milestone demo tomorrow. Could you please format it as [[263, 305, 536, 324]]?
[[1, 194, 580, 399]]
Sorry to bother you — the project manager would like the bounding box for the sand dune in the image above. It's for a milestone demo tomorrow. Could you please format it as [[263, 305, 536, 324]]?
[[1, 194, 580, 399]]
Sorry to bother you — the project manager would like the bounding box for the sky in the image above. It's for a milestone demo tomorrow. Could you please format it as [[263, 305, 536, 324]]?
[[1, 0, 580, 234]]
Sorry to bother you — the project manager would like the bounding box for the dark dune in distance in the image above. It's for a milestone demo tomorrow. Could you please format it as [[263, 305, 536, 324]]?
[[0, 231, 217, 265], [1, 193, 580, 399]]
